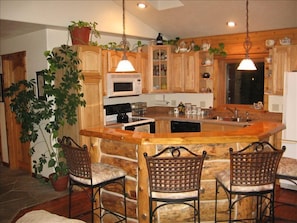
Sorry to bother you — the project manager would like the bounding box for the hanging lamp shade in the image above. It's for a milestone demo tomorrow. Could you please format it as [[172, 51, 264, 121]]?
[[237, 58, 257, 70], [237, 0, 257, 71], [116, 0, 135, 72], [116, 58, 135, 72]]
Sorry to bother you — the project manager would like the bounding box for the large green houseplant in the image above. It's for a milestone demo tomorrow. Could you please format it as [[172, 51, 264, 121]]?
[[4, 44, 86, 189], [68, 20, 100, 45]]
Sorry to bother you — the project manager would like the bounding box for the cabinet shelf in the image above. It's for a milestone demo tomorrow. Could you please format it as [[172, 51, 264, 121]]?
[[147, 45, 172, 92]]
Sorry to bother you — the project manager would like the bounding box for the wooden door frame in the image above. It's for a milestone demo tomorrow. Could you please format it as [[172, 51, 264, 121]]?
[[2, 51, 31, 172]]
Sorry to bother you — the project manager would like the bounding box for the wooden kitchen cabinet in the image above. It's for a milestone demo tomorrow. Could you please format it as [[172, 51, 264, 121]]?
[[145, 45, 173, 93], [155, 119, 170, 133], [270, 45, 297, 95], [59, 45, 104, 144], [264, 49, 273, 94], [198, 51, 214, 93], [137, 51, 149, 93], [171, 51, 200, 92], [101, 49, 139, 95]]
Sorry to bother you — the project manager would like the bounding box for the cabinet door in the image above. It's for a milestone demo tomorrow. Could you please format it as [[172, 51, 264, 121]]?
[[272, 46, 289, 95], [148, 45, 172, 92], [171, 53, 184, 92], [137, 52, 149, 93], [75, 45, 101, 74], [101, 50, 108, 96], [107, 50, 138, 73], [184, 52, 199, 92], [155, 120, 170, 133], [107, 50, 122, 72]]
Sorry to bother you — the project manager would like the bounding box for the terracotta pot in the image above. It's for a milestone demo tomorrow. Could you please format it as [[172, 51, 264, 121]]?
[[70, 27, 91, 45], [49, 173, 69, 191]]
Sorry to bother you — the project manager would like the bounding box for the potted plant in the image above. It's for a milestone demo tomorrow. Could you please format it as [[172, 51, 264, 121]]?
[[208, 42, 227, 57], [68, 20, 100, 45], [4, 44, 86, 191], [133, 40, 145, 52]]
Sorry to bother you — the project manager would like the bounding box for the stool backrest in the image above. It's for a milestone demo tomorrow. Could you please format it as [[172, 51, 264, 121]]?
[[230, 141, 285, 187], [144, 146, 207, 193], [59, 136, 92, 180]]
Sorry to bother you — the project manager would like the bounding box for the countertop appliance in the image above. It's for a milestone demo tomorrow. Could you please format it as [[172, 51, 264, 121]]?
[[106, 73, 142, 98], [281, 71, 297, 190], [104, 103, 155, 133], [171, 120, 201, 133]]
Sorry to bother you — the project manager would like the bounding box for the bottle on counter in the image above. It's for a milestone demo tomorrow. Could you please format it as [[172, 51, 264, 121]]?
[[178, 102, 185, 114], [156, 33, 163, 45]]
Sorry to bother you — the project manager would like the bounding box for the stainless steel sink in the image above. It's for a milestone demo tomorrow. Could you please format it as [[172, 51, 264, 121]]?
[[209, 116, 252, 123]]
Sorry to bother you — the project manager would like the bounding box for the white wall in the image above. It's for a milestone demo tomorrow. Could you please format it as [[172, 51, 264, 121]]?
[[0, 0, 158, 39], [104, 93, 213, 108]]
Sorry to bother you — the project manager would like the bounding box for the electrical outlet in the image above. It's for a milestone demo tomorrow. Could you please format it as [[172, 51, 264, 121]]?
[[171, 100, 176, 106]]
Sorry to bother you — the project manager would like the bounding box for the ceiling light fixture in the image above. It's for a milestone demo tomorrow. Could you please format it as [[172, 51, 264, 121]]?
[[116, 0, 135, 72], [237, 0, 257, 70], [227, 21, 236, 27], [137, 3, 147, 9]]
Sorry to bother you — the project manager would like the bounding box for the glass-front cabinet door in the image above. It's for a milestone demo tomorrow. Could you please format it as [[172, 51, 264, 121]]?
[[146, 45, 172, 93]]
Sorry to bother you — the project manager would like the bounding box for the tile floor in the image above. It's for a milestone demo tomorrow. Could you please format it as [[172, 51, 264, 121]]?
[[0, 164, 67, 223]]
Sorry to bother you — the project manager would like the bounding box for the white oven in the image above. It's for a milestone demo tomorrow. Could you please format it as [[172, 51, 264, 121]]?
[[104, 103, 155, 133], [106, 73, 142, 98]]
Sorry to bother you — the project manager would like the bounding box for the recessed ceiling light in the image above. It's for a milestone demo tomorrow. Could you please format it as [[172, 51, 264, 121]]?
[[137, 3, 147, 9], [227, 21, 236, 27]]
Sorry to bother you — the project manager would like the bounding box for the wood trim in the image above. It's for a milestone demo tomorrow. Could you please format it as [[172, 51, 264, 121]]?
[[181, 27, 297, 59]]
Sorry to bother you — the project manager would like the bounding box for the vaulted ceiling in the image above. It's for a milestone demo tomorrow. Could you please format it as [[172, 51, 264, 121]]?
[[1, 0, 296, 40]]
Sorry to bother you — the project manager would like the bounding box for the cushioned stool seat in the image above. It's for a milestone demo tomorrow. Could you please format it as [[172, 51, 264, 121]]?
[[16, 210, 86, 223], [275, 157, 297, 221], [277, 157, 297, 182]]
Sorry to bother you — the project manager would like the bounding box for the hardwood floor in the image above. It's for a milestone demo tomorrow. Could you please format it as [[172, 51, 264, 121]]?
[[12, 185, 297, 223]]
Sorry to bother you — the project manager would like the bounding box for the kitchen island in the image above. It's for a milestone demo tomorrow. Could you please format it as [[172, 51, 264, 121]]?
[[79, 120, 284, 223]]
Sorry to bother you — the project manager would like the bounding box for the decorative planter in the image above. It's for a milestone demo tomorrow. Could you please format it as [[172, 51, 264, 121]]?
[[70, 27, 91, 45], [49, 173, 69, 191]]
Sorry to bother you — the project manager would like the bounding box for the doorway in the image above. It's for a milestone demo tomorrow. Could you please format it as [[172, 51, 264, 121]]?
[[2, 51, 31, 172], [226, 62, 264, 104]]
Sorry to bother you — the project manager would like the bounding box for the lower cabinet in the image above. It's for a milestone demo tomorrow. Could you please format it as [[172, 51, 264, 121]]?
[[155, 120, 170, 133]]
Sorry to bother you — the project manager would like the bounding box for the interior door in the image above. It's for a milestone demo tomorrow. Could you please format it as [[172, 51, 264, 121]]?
[[2, 51, 31, 172]]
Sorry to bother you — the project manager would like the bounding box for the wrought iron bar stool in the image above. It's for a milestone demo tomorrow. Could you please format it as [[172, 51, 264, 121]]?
[[59, 136, 127, 223], [144, 146, 207, 223], [214, 141, 285, 222], [275, 156, 297, 221]]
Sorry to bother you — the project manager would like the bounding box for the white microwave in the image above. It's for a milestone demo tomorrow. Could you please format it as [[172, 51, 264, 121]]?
[[106, 73, 142, 98]]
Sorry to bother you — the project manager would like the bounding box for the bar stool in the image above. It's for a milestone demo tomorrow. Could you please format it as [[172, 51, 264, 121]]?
[[214, 141, 285, 222], [276, 157, 297, 221], [59, 136, 127, 223], [144, 146, 207, 223]]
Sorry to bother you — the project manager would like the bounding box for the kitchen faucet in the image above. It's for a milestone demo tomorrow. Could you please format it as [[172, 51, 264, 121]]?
[[226, 107, 239, 119]]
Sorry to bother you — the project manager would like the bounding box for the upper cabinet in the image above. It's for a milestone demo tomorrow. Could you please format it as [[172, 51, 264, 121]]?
[[198, 51, 214, 94], [76, 45, 102, 74], [145, 45, 173, 93], [265, 45, 297, 96], [171, 51, 200, 92], [101, 50, 140, 96]]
